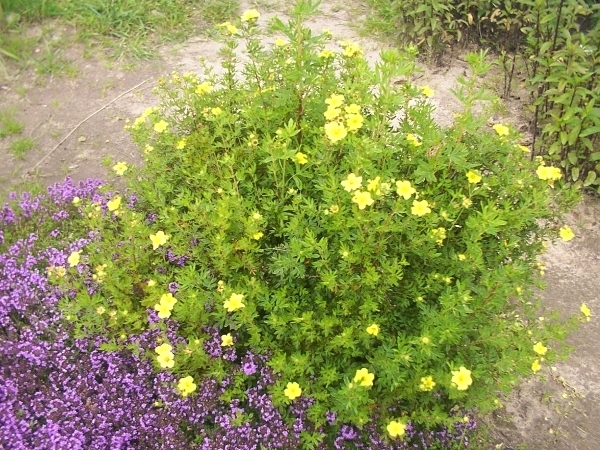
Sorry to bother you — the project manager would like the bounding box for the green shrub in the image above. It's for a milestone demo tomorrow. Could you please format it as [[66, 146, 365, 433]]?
[[60, 1, 582, 444]]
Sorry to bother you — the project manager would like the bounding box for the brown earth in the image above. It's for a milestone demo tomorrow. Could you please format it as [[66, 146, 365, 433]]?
[[1, 1, 598, 449]]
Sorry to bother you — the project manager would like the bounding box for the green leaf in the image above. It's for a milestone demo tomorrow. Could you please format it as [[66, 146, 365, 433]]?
[[583, 171, 597, 187], [571, 166, 580, 181], [579, 126, 600, 138]]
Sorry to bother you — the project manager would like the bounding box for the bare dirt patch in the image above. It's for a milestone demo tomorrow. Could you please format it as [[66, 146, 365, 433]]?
[[1, 1, 599, 449]]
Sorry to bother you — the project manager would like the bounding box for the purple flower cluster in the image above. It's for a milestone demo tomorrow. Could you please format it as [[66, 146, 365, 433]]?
[[0, 178, 478, 450]]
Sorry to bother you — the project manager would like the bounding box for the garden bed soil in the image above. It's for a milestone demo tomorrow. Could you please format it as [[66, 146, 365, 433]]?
[[1, 1, 599, 448]]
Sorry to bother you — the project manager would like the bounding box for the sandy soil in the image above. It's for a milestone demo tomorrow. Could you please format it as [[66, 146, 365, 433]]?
[[1, 1, 598, 448]]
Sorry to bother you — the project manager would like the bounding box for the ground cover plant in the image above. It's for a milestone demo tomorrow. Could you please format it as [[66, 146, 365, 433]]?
[[0, 1, 589, 449]]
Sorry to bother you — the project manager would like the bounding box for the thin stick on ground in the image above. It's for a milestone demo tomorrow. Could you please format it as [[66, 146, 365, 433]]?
[[26, 78, 152, 176]]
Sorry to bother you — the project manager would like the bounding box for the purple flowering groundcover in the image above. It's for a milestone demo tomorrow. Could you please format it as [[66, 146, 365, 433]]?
[[0, 178, 476, 450]]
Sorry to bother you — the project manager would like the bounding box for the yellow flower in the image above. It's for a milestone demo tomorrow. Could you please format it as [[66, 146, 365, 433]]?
[[366, 324, 379, 336], [533, 342, 547, 355], [241, 9, 260, 22], [366, 177, 380, 192], [451, 366, 473, 391], [150, 231, 169, 250], [341, 173, 362, 192], [493, 124, 510, 136], [462, 196, 472, 208], [346, 113, 364, 132], [107, 196, 121, 212], [411, 200, 431, 216], [275, 38, 287, 47], [160, 293, 177, 309], [353, 368, 375, 387], [96, 306, 106, 315], [284, 382, 302, 400], [67, 251, 81, 267], [466, 170, 482, 184], [195, 82, 213, 95], [531, 359, 541, 373], [343, 43, 361, 57], [421, 336, 431, 345], [224, 22, 238, 34], [325, 122, 347, 143], [154, 120, 168, 133], [518, 144, 530, 153], [352, 191, 374, 210], [387, 420, 406, 438], [72, 196, 81, 205], [294, 152, 308, 165], [324, 107, 341, 120], [177, 376, 197, 397], [211, 107, 223, 116], [176, 139, 187, 150], [330, 204, 339, 213], [406, 133, 422, 146], [144, 144, 153, 154], [221, 333, 234, 347], [112, 162, 128, 176], [536, 165, 562, 181], [155, 343, 173, 355], [580, 303, 591, 320], [396, 180, 416, 200], [419, 85, 434, 98], [559, 225, 574, 242], [345, 104, 361, 114], [325, 93, 345, 108], [458, 254, 466, 261], [252, 232, 263, 240], [224, 293, 245, 312], [154, 302, 172, 319], [147, 279, 157, 287], [156, 352, 175, 369], [419, 376, 436, 391], [319, 49, 334, 58]]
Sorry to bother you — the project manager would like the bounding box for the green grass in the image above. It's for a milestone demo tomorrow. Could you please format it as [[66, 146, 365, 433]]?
[[1, 0, 241, 60], [8, 136, 35, 159], [0, 108, 24, 137]]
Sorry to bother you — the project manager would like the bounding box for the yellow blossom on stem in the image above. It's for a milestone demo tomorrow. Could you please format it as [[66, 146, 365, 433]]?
[[518, 144, 530, 153], [211, 107, 223, 116], [419, 376, 436, 391], [346, 114, 364, 132], [275, 38, 287, 47], [112, 162, 128, 176], [341, 173, 362, 192], [156, 352, 175, 369], [96, 306, 105, 315], [221, 333, 234, 347], [353, 368, 375, 387], [411, 200, 431, 216], [324, 107, 341, 120], [352, 190, 374, 210], [107, 196, 121, 212], [387, 420, 406, 438], [325, 93, 345, 108], [330, 205, 339, 213], [366, 324, 379, 336], [147, 279, 156, 287], [533, 342, 547, 355], [366, 177, 380, 192], [419, 85, 434, 98], [252, 232, 264, 240], [406, 133, 422, 146], [451, 366, 473, 390], [324, 122, 348, 143], [493, 124, 510, 136], [154, 302, 172, 319], [177, 376, 197, 397], [345, 103, 361, 114], [195, 82, 213, 95], [160, 293, 177, 309], [241, 8, 260, 22], [72, 196, 81, 205], [67, 251, 81, 267], [319, 49, 334, 58], [154, 120, 168, 133], [150, 231, 169, 250], [224, 293, 245, 312], [531, 359, 541, 373], [294, 152, 308, 165], [155, 343, 173, 355], [559, 225, 574, 242], [466, 170, 482, 184], [176, 138, 187, 149], [396, 180, 416, 200], [536, 165, 563, 181], [284, 382, 302, 400]]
